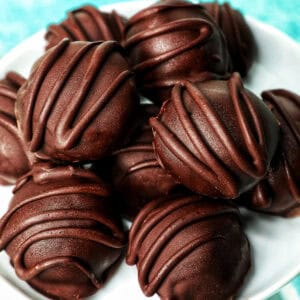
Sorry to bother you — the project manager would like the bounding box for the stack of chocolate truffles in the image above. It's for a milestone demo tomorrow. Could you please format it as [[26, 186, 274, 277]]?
[[0, 1, 299, 299]]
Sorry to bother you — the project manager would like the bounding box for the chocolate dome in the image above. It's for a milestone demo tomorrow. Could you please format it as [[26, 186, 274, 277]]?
[[0, 163, 126, 299], [124, 0, 231, 103], [16, 39, 138, 162], [150, 73, 279, 198], [127, 194, 250, 299]]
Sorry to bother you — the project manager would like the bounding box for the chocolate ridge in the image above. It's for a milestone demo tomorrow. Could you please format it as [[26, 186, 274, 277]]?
[[150, 73, 269, 198]]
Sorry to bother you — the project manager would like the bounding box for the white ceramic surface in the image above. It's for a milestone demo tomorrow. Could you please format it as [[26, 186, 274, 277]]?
[[0, 1, 299, 300]]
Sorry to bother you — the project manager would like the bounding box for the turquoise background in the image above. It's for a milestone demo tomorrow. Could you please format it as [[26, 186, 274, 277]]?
[[0, 0, 299, 299]]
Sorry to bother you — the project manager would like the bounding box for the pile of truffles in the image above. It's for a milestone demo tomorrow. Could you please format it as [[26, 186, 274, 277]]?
[[0, 1, 299, 299]]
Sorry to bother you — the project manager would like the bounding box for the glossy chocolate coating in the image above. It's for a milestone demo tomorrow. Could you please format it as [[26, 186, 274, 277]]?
[[150, 73, 279, 198], [16, 39, 138, 162], [0, 163, 126, 299], [240, 89, 300, 217], [124, 0, 231, 103], [127, 194, 250, 299], [45, 5, 127, 50], [112, 104, 182, 220], [203, 2, 256, 77], [0, 72, 29, 185]]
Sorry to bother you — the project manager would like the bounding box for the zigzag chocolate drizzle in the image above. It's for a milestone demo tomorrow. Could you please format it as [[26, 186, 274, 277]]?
[[0, 164, 126, 291], [23, 39, 70, 143], [124, 1, 230, 103], [45, 5, 126, 49], [127, 195, 250, 298], [126, 19, 213, 72], [150, 73, 273, 198], [19, 39, 133, 160]]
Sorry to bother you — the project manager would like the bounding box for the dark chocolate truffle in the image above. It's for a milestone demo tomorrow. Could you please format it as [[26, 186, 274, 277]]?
[[112, 104, 182, 220], [124, 0, 231, 103], [16, 39, 138, 162], [45, 5, 127, 50], [0, 163, 126, 299], [239, 89, 300, 217], [203, 2, 256, 77], [0, 72, 29, 185], [150, 73, 279, 198], [127, 194, 250, 299]]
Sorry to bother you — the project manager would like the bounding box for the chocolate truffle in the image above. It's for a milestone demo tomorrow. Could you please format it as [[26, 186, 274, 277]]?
[[0, 163, 126, 299], [124, 0, 231, 103], [239, 89, 300, 217], [127, 194, 250, 299], [112, 104, 182, 220], [150, 73, 279, 198], [16, 39, 138, 162], [45, 5, 127, 50], [0, 72, 29, 185], [203, 2, 256, 77]]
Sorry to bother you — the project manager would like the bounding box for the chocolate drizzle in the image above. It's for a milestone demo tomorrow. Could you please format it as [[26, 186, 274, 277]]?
[[45, 5, 127, 49], [150, 73, 279, 198], [114, 144, 160, 176], [124, 0, 230, 103], [0, 164, 126, 299], [240, 89, 300, 217], [17, 39, 138, 162], [126, 19, 213, 72], [127, 194, 250, 299]]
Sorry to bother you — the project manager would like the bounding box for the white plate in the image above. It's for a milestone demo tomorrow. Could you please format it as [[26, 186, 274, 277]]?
[[0, 1, 300, 300]]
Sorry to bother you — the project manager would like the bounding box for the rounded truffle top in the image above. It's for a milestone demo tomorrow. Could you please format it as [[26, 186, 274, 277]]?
[[124, 0, 231, 103], [17, 39, 138, 162], [127, 193, 250, 299], [150, 73, 279, 198], [0, 163, 126, 299]]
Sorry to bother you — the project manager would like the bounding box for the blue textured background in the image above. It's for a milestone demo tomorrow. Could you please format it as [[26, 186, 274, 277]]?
[[0, 1, 299, 299]]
